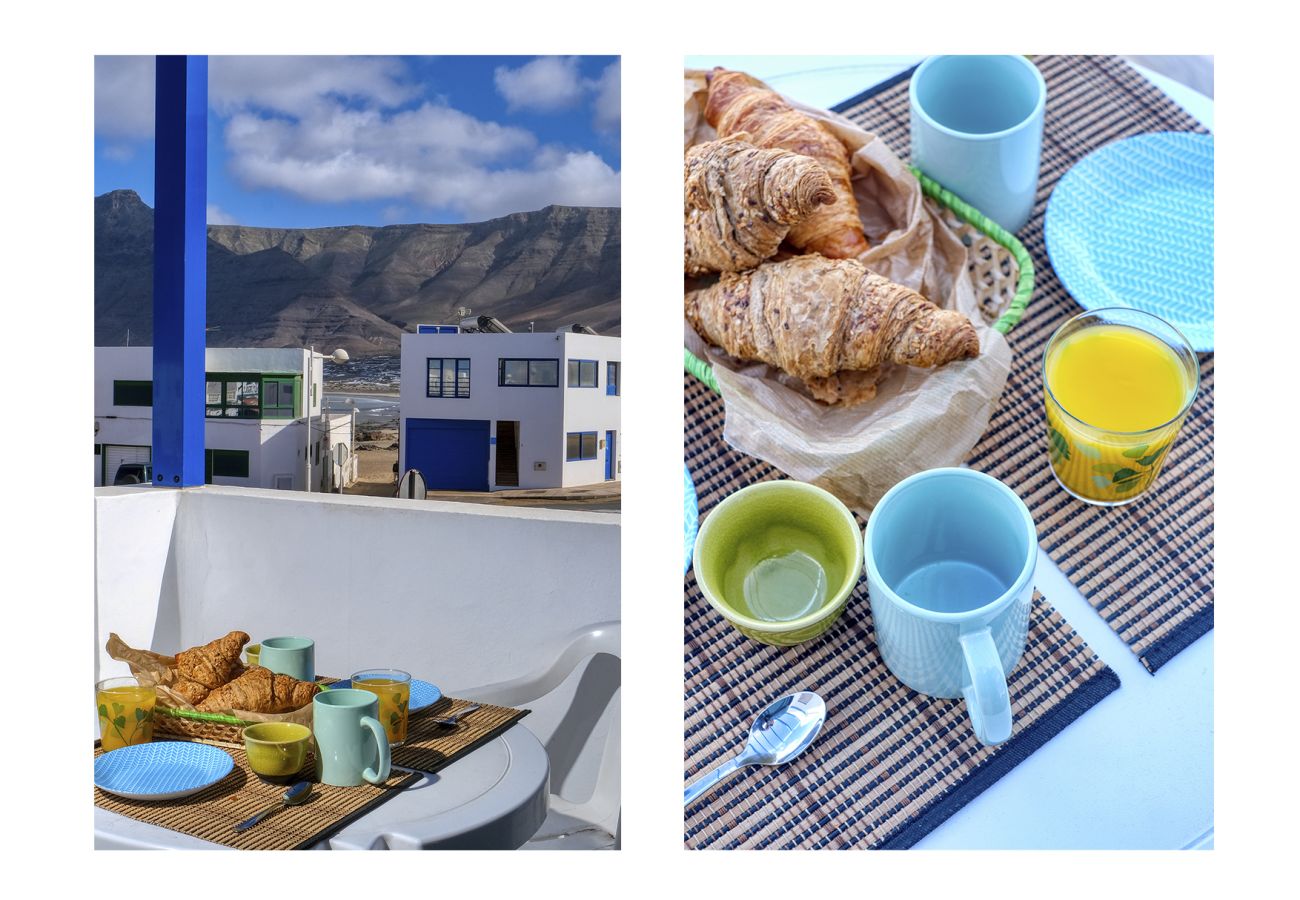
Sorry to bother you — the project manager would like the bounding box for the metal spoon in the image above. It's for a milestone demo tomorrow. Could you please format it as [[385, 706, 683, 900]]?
[[234, 780, 312, 833], [431, 703, 481, 728], [683, 691, 826, 806]]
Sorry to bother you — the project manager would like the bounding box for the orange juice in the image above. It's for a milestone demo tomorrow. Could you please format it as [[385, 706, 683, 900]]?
[[1043, 318, 1196, 505], [353, 677, 410, 746], [96, 680, 156, 751]]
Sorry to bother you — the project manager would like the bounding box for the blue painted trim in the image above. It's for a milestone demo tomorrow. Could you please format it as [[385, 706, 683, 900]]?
[[151, 55, 207, 487], [876, 668, 1121, 849], [1140, 603, 1214, 674], [425, 357, 471, 398], [606, 361, 620, 396]]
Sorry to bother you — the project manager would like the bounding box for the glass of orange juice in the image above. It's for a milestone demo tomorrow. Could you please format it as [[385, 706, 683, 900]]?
[[351, 669, 411, 747], [1042, 308, 1199, 506], [96, 676, 157, 751]]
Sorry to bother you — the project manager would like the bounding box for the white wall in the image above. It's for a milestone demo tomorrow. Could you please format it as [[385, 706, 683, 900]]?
[[399, 332, 621, 490], [94, 486, 620, 690], [559, 333, 622, 488]]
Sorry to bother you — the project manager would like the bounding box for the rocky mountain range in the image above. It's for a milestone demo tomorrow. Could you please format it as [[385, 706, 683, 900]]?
[[94, 189, 621, 355]]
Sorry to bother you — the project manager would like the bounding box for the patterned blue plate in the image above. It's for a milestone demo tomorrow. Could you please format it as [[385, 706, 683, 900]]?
[[95, 741, 234, 801], [328, 678, 442, 712], [1045, 132, 1213, 351], [685, 464, 699, 575]]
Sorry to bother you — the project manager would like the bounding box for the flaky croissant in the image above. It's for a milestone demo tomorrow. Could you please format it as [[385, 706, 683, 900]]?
[[685, 255, 980, 405], [705, 69, 869, 259], [685, 135, 835, 275], [196, 665, 320, 714], [175, 630, 249, 690]]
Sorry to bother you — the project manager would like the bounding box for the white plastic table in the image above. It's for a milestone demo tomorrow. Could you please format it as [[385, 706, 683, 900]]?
[[684, 55, 1215, 850], [94, 725, 550, 850]]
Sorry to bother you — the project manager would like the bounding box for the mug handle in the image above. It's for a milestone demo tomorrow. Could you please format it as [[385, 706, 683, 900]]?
[[959, 628, 1012, 746], [360, 716, 392, 784]]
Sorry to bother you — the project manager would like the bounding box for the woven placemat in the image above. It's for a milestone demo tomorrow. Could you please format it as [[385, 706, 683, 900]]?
[[684, 375, 1120, 848], [392, 697, 530, 774], [94, 743, 419, 850], [832, 56, 1213, 673]]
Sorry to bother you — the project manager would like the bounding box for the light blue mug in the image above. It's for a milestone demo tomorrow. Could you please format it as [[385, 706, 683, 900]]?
[[259, 636, 315, 682], [312, 689, 391, 787], [864, 468, 1036, 746], [910, 55, 1047, 233]]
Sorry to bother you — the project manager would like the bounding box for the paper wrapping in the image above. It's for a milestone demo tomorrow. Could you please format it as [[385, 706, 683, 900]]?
[[684, 70, 1013, 515], [105, 633, 314, 726]]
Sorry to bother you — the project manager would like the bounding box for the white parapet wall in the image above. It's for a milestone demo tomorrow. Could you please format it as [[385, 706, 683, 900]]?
[[94, 486, 620, 689]]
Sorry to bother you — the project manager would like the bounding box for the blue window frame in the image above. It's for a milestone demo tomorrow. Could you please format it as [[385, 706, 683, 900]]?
[[567, 359, 598, 388], [427, 358, 471, 398], [566, 432, 598, 461], [499, 358, 559, 387], [606, 362, 619, 396]]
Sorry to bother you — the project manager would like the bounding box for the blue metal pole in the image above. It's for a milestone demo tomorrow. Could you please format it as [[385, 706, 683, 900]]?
[[152, 56, 207, 487]]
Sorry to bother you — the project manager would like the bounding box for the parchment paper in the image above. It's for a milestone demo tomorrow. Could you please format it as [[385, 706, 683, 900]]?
[[106, 633, 314, 726], [684, 70, 1012, 515]]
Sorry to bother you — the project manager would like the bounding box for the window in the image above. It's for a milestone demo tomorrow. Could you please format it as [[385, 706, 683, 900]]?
[[499, 358, 559, 387], [206, 376, 260, 418], [427, 358, 471, 398], [205, 449, 250, 481], [566, 431, 598, 461], [606, 362, 619, 396], [262, 377, 298, 418], [567, 359, 598, 388], [113, 380, 152, 406]]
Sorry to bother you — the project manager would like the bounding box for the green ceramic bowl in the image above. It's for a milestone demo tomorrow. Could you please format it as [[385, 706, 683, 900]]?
[[243, 721, 312, 782], [245, 644, 261, 667], [692, 480, 863, 646]]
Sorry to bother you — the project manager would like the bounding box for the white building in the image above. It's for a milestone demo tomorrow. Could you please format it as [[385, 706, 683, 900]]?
[[399, 330, 621, 491], [94, 346, 356, 492]]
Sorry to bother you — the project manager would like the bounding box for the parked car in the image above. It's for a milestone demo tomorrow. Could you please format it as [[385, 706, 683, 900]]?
[[113, 463, 153, 486]]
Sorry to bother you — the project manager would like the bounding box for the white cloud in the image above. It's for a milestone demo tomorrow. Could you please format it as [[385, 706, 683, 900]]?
[[494, 56, 586, 113], [102, 143, 136, 163], [207, 204, 237, 225], [591, 61, 620, 132], [95, 56, 154, 139], [209, 56, 417, 117]]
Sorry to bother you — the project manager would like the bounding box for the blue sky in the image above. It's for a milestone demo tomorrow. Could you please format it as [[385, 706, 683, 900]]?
[[95, 56, 620, 228]]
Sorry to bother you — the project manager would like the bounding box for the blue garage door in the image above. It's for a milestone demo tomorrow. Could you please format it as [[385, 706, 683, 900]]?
[[406, 418, 490, 491]]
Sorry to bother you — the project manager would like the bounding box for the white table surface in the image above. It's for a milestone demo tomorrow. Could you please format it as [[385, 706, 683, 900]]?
[[685, 55, 1215, 850], [94, 725, 550, 850]]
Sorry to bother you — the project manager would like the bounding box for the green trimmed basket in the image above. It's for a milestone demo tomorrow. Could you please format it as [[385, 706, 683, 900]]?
[[684, 168, 1035, 393]]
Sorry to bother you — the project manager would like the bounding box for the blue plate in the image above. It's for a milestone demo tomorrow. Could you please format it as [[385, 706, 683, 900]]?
[[330, 678, 442, 712], [685, 465, 699, 575], [1045, 132, 1213, 351], [95, 741, 234, 801]]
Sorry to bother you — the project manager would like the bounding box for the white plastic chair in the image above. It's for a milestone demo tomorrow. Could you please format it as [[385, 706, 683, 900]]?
[[462, 622, 620, 850]]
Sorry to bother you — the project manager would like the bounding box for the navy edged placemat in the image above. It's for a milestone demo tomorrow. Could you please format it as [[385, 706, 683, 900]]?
[[833, 55, 1214, 673], [684, 374, 1120, 849]]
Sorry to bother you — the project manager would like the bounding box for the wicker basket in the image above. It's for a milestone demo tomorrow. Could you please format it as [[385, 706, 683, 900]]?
[[153, 707, 253, 747], [684, 168, 1035, 392]]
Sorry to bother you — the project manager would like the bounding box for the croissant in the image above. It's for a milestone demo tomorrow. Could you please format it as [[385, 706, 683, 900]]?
[[196, 665, 320, 714], [705, 69, 869, 259], [171, 678, 212, 706], [175, 630, 249, 690], [685, 255, 980, 405], [685, 135, 835, 275]]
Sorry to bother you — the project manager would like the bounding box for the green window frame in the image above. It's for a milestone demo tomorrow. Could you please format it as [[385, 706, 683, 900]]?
[[427, 358, 471, 398], [566, 431, 598, 461], [113, 380, 152, 406], [205, 448, 250, 481], [262, 376, 300, 419]]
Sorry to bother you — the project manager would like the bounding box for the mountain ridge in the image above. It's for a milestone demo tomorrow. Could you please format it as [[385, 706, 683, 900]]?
[[94, 189, 621, 355]]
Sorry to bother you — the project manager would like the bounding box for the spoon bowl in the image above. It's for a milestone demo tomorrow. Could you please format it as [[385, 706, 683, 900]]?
[[684, 691, 826, 806], [234, 780, 313, 833]]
